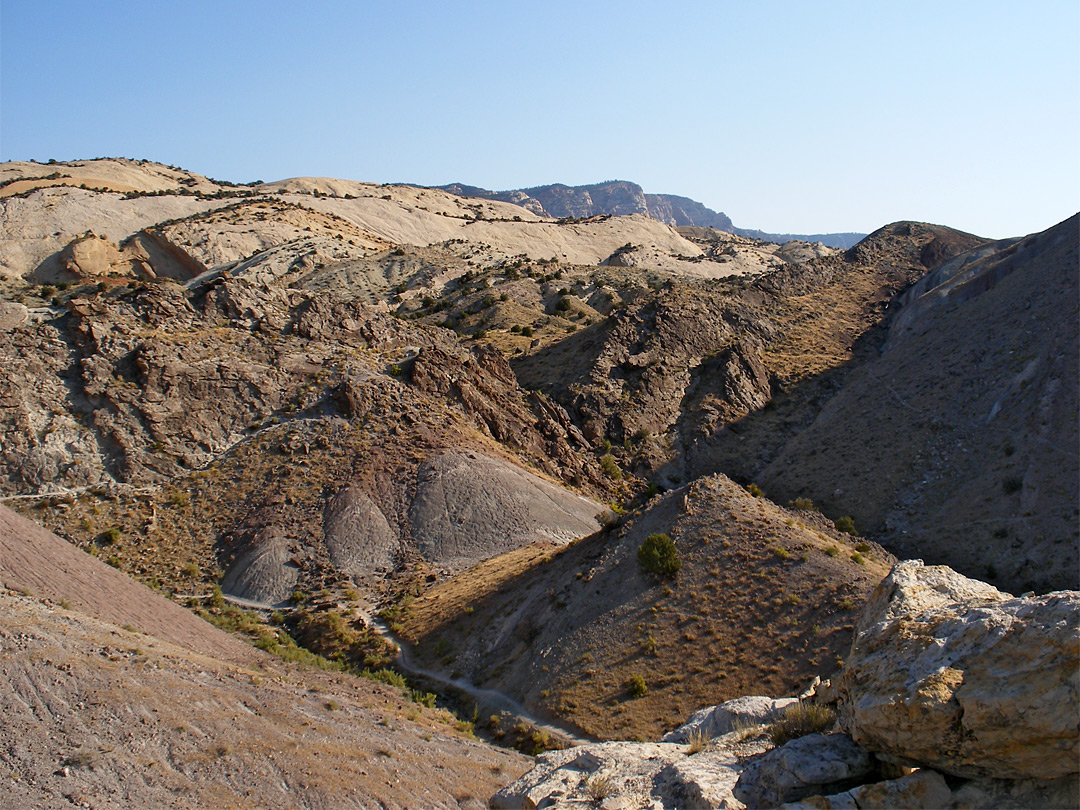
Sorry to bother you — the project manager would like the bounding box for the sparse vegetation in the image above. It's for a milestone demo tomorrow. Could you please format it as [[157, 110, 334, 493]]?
[[637, 533, 681, 578], [833, 515, 857, 535], [586, 774, 615, 801], [626, 673, 648, 699], [599, 453, 622, 480], [686, 728, 709, 754], [768, 702, 836, 746]]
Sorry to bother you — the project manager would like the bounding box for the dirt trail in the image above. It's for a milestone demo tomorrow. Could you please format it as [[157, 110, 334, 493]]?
[[224, 591, 591, 746], [368, 613, 594, 747]]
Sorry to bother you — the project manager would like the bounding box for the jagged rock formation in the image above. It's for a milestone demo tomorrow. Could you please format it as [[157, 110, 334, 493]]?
[[493, 559, 1080, 809]]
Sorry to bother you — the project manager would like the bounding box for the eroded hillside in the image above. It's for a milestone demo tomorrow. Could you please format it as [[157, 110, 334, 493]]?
[[1, 158, 1076, 767], [399, 475, 893, 741], [0, 506, 527, 809]]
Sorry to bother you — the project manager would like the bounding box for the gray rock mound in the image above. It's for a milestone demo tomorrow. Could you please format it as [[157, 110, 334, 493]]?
[[663, 696, 798, 743], [220, 527, 299, 606], [410, 449, 602, 570], [323, 483, 397, 578], [733, 733, 874, 808]]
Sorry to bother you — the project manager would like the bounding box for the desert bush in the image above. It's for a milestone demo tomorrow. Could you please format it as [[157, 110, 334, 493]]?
[[747, 483, 764, 498], [686, 728, 709, 754], [769, 702, 836, 746], [833, 515, 857, 535], [599, 453, 622, 480], [638, 533, 681, 578], [789, 497, 816, 511], [626, 673, 648, 698], [586, 774, 615, 800]]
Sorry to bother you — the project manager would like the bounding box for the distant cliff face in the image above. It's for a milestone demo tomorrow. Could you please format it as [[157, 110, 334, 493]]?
[[437, 180, 863, 247], [644, 193, 735, 231]]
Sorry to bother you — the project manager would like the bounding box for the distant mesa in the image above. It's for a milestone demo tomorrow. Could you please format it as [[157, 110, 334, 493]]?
[[437, 179, 865, 248]]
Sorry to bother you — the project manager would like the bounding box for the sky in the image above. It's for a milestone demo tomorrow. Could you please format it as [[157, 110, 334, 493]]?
[[2, 0, 1077, 238]]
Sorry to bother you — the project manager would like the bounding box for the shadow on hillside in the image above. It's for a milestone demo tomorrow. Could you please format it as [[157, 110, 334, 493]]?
[[510, 317, 614, 395]]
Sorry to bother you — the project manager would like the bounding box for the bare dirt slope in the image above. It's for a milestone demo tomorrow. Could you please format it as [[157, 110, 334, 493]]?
[[400, 474, 892, 741], [0, 589, 527, 809], [756, 214, 1080, 592], [0, 504, 256, 663]]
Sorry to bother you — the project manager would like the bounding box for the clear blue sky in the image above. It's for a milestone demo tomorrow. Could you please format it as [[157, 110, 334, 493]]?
[[2, 0, 1077, 238]]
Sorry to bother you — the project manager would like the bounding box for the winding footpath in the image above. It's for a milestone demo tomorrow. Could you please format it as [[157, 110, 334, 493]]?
[[366, 611, 594, 748], [223, 594, 592, 747]]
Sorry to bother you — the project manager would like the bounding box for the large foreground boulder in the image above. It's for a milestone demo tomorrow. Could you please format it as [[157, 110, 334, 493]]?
[[837, 560, 1079, 780]]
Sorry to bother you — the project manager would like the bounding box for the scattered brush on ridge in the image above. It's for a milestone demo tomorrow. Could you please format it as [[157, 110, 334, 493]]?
[[399, 474, 892, 741]]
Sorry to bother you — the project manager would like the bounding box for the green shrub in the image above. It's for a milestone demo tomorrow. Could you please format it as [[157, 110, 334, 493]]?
[[626, 673, 648, 698], [100, 527, 121, 545], [638, 533, 681, 578], [833, 516, 857, 535], [789, 497, 816, 511], [747, 483, 764, 498], [599, 453, 622, 480]]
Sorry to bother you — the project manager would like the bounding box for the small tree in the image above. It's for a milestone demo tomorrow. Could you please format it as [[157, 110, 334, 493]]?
[[638, 533, 681, 578]]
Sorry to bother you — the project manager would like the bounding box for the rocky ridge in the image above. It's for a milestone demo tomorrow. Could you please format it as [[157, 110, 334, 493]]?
[[0, 158, 1075, 803], [492, 560, 1080, 809]]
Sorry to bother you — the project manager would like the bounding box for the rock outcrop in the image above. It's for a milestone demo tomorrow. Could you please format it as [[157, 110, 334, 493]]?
[[662, 696, 797, 744], [323, 484, 398, 578], [491, 735, 768, 810], [733, 733, 875, 808], [494, 559, 1079, 809], [837, 559, 1079, 780], [409, 449, 603, 571], [219, 526, 301, 606]]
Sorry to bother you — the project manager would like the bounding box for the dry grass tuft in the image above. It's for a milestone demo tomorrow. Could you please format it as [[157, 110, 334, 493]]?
[[768, 701, 836, 746], [685, 728, 708, 754]]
